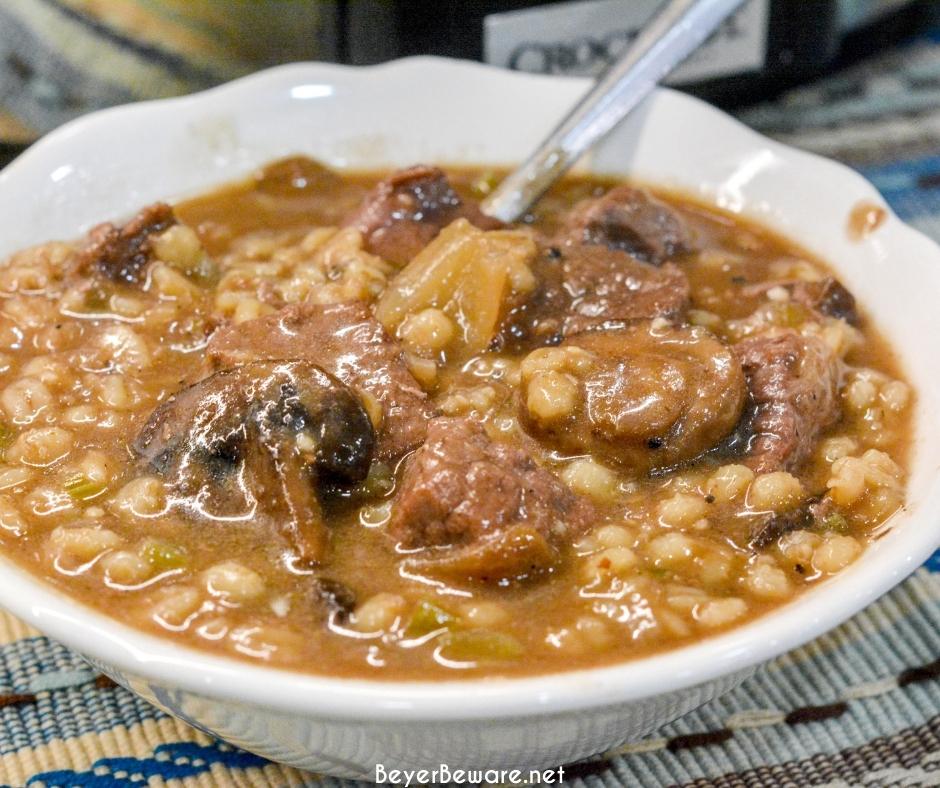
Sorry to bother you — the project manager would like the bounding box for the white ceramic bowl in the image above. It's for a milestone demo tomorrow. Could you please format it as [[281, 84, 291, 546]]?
[[0, 58, 939, 780]]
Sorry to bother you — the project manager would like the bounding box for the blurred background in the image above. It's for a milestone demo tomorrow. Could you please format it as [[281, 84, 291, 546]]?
[[1, 0, 938, 168]]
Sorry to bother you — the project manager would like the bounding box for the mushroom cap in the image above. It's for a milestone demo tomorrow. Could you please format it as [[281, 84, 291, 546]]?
[[134, 360, 376, 563]]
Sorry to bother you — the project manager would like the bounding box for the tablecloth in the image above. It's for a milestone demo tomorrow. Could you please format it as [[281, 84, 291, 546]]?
[[2, 24, 940, 788]]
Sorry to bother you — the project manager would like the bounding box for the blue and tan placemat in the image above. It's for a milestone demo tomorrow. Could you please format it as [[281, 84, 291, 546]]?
[[1, 564, 937, 786], [4, 23, 940, 788]]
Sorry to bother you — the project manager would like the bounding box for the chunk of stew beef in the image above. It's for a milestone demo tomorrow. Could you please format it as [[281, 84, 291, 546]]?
[[495, 186, 693, 350], [207, 302, 434, 459], [734, 329, 842, 474], [497, 243, 690, 350], [389, 418, 596, 584], [76, 202, 176, 284], [345, 165, 502, 265], [562, 185, 693, 265], [520, 323, 747, 472]]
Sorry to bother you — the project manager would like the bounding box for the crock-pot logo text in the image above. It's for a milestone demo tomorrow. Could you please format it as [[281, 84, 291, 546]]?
[[507, 14, 747, 75]]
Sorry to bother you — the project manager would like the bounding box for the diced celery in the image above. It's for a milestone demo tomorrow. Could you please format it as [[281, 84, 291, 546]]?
[[360, 461, 395, 498], [405, 600, 456, 637], [63, 473, 106, 501], [470, 171, 500, 198], [774, 301, 808, 328], [141, 540, 187, 571], [186, 255, 219, 287], [823, 513, 849, 533], [438, 629, 523, 662]]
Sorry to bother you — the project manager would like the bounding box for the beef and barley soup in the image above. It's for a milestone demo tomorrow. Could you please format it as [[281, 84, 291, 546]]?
[[0, 159, 911, 678]]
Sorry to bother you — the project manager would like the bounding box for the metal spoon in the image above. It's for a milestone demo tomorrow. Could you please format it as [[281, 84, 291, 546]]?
[[481, 0, 747, 223]]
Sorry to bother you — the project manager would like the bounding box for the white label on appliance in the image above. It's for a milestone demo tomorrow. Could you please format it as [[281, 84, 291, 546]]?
[[484, 0, 769, 83]]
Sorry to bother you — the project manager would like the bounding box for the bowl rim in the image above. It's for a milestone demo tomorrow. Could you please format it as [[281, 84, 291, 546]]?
[[1, 56, 939, 722]]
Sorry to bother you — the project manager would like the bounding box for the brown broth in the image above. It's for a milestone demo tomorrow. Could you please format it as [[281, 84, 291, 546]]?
[[0, 159, 911, 679]]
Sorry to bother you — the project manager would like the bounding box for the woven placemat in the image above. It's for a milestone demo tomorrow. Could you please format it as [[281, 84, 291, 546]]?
[[1, 567, 937, 787], [3, 23, 940, 788]]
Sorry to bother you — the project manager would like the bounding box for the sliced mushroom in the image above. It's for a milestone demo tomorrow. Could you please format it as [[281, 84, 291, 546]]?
[[403, 524, 562, 585], [206, 301, 434, 460], [749, 494, 832, 551], [134, 361, 375, 565], [306, 577, 357, 625], [743, 276, 859, 326], [807, 278, 859, 325]]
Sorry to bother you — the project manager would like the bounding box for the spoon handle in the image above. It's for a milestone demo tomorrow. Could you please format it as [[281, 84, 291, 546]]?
[[481, 0, 747, 223]]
